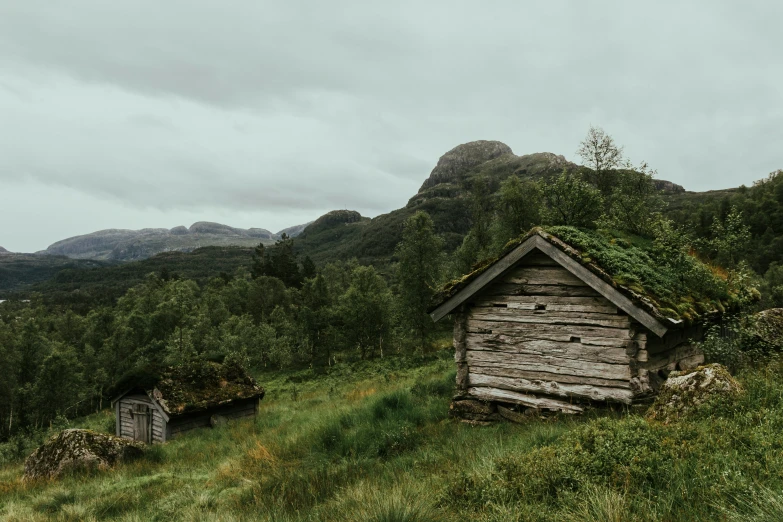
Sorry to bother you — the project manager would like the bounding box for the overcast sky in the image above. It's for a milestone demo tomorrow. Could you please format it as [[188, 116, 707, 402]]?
[[1, 1, 781, 252]]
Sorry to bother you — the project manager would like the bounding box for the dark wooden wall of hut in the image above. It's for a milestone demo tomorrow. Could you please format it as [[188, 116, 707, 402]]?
[[167, 398, 258, 439]]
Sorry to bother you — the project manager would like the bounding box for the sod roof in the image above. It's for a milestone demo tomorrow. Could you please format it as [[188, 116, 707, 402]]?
[[432, 226, 742, 325], [114, 360, 264, 418]]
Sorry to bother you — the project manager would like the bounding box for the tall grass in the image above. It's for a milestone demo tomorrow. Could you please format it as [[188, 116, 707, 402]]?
[[4, 351, 783, 520]]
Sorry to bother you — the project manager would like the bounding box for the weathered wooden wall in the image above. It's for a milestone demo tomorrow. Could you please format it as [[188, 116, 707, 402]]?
[[116, 393, 166, 443], [167, 398, 258, 439], [455, 251, 704, 415]]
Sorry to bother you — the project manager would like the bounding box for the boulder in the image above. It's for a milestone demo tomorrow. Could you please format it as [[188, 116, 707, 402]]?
[[646, 364, 743, 424], [750, 308, 783, 350], [24, 429, 145, 481]]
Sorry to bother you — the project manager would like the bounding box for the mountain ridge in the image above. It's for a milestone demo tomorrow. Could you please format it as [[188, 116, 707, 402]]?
[[37, 220, 311, 262]]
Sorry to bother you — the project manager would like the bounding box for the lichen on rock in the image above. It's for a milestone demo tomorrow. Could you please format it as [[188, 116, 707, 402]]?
[[24, 429, 145, 481], [646, 364, 743, 424]]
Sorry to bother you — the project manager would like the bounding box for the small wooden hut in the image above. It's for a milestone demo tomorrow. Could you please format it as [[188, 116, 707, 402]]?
[[111, 361, 264, 443], [429, 228, 718, 419]]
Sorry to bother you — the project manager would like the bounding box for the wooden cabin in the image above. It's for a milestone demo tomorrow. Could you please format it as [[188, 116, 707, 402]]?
[[429, 229, 709, 420], [111, 361, 265, 443]]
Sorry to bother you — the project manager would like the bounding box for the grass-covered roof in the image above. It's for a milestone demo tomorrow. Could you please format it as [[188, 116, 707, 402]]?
[[153, 360, 264, 417], [115, 360, 264, 418], [433, 226, 748, 325]]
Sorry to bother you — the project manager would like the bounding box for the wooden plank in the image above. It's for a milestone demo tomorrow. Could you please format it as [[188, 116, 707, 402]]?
[[469, 373, 634, 403], [467, 319, 632, 340], [484, 283, 602, 297], [502, 266, 588, 287], [115, 402, 121, 437], [469, 308, 631, 329], [517, 252, 559, 266], [430, 236, 539, 321], [468, 329, 629, 348], [473, 295, 618, 314], [467, 386, 584, 413], [535, 238, 668, 337], [120, 398, 153, 407], [466, 349, 632, 380], [471, 365, 631, 389], [466, 335, 630, 364]]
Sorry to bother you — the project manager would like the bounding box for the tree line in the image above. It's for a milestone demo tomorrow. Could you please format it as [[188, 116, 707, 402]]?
[[0, 213, 446, 446]]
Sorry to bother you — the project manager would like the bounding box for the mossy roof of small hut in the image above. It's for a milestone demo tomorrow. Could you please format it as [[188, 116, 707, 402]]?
[[432, 226, 747, 325], [114, 360, 264, 418]]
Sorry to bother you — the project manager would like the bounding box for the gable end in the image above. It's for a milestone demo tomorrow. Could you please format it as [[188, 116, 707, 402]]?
[[431, 235, 668, 337]]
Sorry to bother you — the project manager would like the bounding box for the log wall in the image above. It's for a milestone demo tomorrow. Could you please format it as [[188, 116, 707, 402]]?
[[453, 251, 705, 417], [167, 398, 258, 439]]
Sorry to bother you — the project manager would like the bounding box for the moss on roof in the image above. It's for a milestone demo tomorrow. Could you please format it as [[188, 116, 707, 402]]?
[[123, 360, 266, 417], [433, 226, 745, 325]]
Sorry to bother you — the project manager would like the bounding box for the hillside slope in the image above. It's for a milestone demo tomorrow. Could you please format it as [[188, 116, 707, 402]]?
[[294, 140, 685, 267], [3, 352, 783, 521], [294, 141, 576, 266], [1, 247, 254, 308], [0, 254, 110, 294]]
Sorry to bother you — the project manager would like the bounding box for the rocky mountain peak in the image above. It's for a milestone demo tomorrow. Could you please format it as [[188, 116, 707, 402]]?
[[418, 140, 514, 192], [0, 246, 10, 255]]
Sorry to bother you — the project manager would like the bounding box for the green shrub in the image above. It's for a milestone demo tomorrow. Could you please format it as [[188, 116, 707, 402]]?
[[410, 370, 456, 399]]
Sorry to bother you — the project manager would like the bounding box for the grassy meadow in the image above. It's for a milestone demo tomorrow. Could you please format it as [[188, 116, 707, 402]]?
[[3, 347, 783, 521]]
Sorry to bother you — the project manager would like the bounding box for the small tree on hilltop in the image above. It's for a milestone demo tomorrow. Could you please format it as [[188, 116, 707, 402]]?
[[600, 160, 664, 236], [542, 171, 603, 228], [395, 211, 444, 352], [491, 175, 542, 253], [576, 125, 625, 195], [710, 205, 751, 269]]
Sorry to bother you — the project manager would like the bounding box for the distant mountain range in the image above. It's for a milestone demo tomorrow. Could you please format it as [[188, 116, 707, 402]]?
[[35, 221, 312, 262]]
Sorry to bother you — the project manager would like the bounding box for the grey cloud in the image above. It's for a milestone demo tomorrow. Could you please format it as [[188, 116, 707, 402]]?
[[0, 1, 782, 252]]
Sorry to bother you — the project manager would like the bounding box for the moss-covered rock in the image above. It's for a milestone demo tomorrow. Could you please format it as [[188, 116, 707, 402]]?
[[749, 308, 783, 350], [646, 364, 743, 424], [24, 429, 145, 481]]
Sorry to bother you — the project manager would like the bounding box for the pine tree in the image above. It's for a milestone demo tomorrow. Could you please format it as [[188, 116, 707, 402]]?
[[395, 211, 444, 352]]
